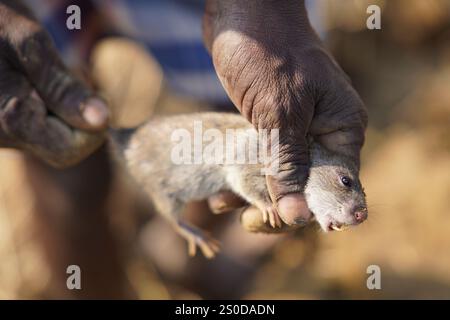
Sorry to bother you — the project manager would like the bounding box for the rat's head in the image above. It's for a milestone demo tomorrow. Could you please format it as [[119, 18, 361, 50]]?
[[304, 144, 368, 232]]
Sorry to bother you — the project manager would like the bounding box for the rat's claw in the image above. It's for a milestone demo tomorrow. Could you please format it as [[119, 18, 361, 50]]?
[[187, 238, 197, 257], [274, 207, 283, 228], [198, 237, 221, 259], [267, 206, 282, 228], [262, 209, 268, 224], [176, 221, 221, 259], [257, 203, 283, 228], [269, 210, 276, 228]]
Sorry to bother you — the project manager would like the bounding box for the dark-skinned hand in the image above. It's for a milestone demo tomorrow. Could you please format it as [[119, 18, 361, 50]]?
[[0, 0, 108, 168], [203, 0, 368, 228]]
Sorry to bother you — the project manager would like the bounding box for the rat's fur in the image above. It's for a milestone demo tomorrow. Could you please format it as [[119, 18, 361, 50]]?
[[109, 112, 367, 258]]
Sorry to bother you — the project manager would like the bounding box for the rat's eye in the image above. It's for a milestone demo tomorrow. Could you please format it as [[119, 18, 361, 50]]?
[[340, 176, 352, 188]]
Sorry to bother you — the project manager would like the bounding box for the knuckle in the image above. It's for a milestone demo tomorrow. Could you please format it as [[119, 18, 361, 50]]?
[[1, 95, 46, 141], [0, 97, 27, 136]]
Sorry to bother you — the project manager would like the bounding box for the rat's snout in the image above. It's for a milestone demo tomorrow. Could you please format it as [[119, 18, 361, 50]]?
[[353, 207, 368, 224]]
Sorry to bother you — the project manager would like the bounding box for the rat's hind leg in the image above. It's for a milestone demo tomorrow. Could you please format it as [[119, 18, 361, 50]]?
[[151, 193, 220, 258], [174, 221, 221, 259]]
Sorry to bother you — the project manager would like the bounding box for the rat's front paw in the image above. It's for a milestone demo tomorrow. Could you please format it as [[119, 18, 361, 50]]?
[[254, 201, 284, 229], [240, 206, 299, 234], [261, 204, 283, 228]]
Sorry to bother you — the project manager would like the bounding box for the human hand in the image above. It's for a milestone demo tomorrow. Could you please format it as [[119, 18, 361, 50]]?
[[203, 0, 368, 227], [0, 1, 108, 167]]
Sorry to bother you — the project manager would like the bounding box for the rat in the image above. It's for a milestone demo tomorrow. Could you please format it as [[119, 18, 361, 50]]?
[[109, 112, 368, 258]]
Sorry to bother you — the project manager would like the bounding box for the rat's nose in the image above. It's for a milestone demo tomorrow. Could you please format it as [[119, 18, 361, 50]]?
[[353, 208, 368, 223]]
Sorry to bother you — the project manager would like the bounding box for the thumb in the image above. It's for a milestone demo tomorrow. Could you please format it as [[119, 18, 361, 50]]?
[[265, 128, 312, 226], [14, 30, 109, 130]]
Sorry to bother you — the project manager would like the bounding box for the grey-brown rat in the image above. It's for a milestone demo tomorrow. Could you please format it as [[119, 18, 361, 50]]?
[[109, 112, 368, 258]]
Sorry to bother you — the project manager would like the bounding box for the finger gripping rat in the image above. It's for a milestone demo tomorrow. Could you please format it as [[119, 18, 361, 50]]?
[[109, 113, 368, 258]]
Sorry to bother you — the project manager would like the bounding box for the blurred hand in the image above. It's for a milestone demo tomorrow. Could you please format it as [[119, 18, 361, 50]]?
[[0, 1, 108, 168], [203, 0, 367, 226]]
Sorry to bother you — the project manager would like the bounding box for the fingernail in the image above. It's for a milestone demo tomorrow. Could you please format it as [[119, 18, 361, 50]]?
[[82, 97, 109, 128], [277, 194, 312, 226], [294, 218, 308, 226]]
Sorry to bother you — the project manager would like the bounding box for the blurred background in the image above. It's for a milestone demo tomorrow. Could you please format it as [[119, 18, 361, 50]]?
[[0, 0, 449, 299]]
